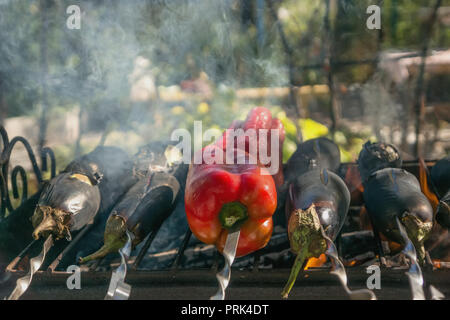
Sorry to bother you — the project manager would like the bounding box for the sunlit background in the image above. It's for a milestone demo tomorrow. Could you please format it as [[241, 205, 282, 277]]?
[[0, 0, 449, 184]]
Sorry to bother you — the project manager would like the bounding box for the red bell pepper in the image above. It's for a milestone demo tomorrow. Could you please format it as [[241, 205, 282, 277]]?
[[185, 145, 277, 257], [215, 107, 285, 186]]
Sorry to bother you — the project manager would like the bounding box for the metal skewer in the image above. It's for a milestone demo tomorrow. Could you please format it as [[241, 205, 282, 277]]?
[[429, 285, 444, 300], [321, 228, 377, 300], [6, 235, 54, 300], [395, 217, 425, 300], [210, 229, 240, 300], [104, 229, 134, 300]]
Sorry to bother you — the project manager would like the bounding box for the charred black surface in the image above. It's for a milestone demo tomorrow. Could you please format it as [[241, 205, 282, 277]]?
[[430, 157, 450, 229], [363, 168, 433, 261], [431, 157, 450, 198], [128, 175, 181, 243], [436, 191, 450, 229], [357, 141, 402, 183], [284, 137, 341, 183]]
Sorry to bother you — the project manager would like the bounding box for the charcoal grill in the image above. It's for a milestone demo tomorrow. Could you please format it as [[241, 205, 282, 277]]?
[[0, 127, 449, 300]]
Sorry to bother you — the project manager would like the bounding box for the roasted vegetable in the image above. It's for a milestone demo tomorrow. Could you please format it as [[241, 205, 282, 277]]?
[[282, 162, 350, 298], [31, 146, 135, 241], [430, 157, 450, 228], [431, 157, 450, 198], [185, 144, 277, 258], [362, 168, 433, 263], [284, 137, 341, 183], [357, 141, 402, 183], [216, 106, 285, 186], [79, 141, 187, 263], [436, 191, 450, 229]]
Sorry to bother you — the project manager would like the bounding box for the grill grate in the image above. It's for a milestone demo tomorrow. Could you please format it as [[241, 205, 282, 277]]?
[[0, 126, 449, 300]]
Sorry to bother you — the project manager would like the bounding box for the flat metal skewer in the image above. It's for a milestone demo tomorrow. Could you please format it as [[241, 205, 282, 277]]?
[[395, 217, 425, 300], [104, 229, 134, 300], [321, 228, 377, 300], [210, 229, 240, 300], [47, 222, 93, 272], [6, 235, 54, 300], [429, 285, 445, 300]]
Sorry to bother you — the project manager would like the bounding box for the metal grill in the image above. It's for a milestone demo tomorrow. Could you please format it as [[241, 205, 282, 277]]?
[[0, 127, 449, 300]]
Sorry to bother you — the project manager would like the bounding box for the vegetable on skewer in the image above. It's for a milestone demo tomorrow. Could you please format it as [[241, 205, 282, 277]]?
[[31, 146, 134, 241], [185, 145, 277, 258], [79, 141, 187, 263], [358, 143, 433, 264], [430, 157, 450, 229], [357, 141, 402, 183], [282, 163, 350, 298]]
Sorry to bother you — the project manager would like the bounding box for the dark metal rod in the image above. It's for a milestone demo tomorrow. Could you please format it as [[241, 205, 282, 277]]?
[[5, 239, 39, 272], [47, 223, 94, 272], [413, 0, 443, 158], [171, 228, 192, 270], [252, 251, 261, 273], [132, 226, 162, 270]]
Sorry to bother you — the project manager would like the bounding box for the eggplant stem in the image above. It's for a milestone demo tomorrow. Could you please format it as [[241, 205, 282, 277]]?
[[281, 245, 308, 299], [79, 235, 126, 264], [79, 215, 128, 264], [79, 244, 112, 264]]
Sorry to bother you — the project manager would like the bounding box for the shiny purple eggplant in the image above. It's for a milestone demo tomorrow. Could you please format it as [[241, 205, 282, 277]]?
[[281, 155, 350, 298]]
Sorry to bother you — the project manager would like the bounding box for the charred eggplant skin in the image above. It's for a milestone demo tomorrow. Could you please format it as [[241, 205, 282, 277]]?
[[285, 137, 341, 183], [436, 191, 450, 229], [429, 157, 450, 229], [79, 141, 188, 263], [286, 168, 350, 241], [363, 168, 433, 259], [114, 141, 187, 238], [430, 157, 450, 198], [357, 141, 402, 183], [64, 146, 137, 214], [31, 146, 134, 240], [281, 166, 350, 299], [33, 172, 101, 234]]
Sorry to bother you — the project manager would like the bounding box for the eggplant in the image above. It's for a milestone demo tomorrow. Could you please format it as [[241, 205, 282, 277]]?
[[284, 137, 341, 183], [79, 141, 188, 263], [282, 163, 350, 298], [431, 157, 450, 198], [436, 191, 450, 229], [357, 141, 402, 183], [430, 157, 450, 229], [362, 168, 433, 263], [31, 146, 135, 241]]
